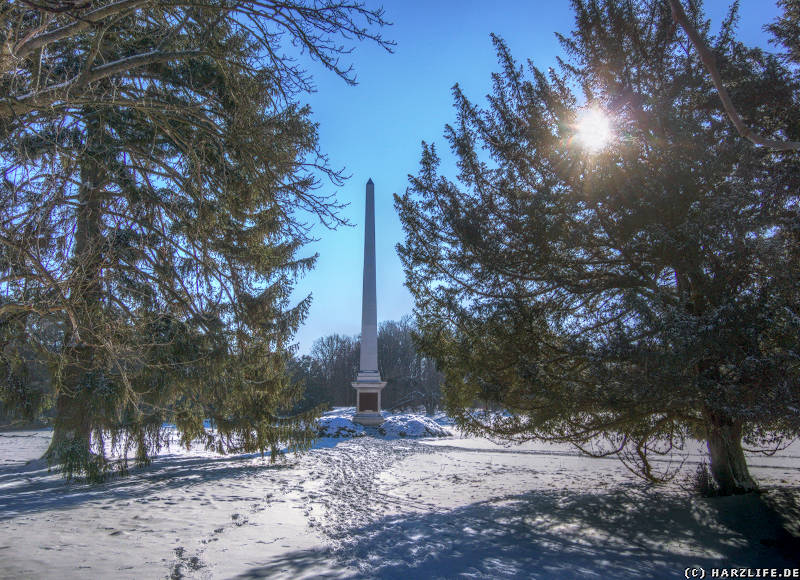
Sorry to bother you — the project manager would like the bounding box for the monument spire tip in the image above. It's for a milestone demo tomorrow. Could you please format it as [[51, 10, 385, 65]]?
[[367, 178, 374, 184]]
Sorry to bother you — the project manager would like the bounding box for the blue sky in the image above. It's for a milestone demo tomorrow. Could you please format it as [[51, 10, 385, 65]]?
[[289, 0, 784, 354]]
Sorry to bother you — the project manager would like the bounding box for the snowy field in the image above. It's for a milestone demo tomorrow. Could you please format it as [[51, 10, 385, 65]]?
[[1, 409, 799, 579]]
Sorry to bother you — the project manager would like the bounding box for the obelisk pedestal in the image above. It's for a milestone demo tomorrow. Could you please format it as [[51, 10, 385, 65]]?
[[352, 178, 386, 426]]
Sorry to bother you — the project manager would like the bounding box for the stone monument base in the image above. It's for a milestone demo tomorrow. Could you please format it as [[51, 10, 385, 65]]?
[[351, 411, 384, 426], [352, 373, 386, 426]]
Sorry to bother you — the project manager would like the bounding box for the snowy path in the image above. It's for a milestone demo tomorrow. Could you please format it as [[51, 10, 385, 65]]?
[[1, 428, 799, 579]]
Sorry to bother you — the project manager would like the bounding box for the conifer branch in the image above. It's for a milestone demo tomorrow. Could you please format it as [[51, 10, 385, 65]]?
[[668, 0, 800, 151], [7, 0, 149, 71], [1, 49, 203, 119]]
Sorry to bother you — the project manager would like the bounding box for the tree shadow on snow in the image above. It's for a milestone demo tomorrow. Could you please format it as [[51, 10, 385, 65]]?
[[233, 548, 356, 579], [0, 452, 294, 520], [237, 484, 800, 580]]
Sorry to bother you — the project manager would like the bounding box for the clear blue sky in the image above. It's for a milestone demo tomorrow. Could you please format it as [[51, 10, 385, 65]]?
[[290, 0, 784, 354]]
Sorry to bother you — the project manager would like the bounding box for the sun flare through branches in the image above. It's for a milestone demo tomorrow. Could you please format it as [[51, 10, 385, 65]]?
[[574, 107, 613, 152]]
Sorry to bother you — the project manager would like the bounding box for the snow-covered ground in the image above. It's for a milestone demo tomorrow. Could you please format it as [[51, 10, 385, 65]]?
[[1, 409, 799, 579], [317, 408, 450, 438]]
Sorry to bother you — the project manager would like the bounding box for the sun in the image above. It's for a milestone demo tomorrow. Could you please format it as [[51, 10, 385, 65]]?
[[575, 107, 613, 152]]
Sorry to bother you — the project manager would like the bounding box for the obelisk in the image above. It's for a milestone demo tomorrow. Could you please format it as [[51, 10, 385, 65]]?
[[352, 178, 386, 426]]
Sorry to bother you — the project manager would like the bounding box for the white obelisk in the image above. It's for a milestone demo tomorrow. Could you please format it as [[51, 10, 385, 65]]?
[[352, 178, 386, 426]]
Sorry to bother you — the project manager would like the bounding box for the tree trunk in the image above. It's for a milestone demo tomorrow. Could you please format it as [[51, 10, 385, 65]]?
[[45, 111, 107, 479], [45, 386, 92, 464], [704, 409, 757, 495]]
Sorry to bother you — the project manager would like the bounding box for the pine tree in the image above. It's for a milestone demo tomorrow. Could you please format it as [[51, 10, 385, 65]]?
[[766, 0, 799, 66], [0, 1, 390, 480], [396, 0, 800, 495]]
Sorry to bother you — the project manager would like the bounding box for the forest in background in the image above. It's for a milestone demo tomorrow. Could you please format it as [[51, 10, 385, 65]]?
[[289, 317, 442, 414]]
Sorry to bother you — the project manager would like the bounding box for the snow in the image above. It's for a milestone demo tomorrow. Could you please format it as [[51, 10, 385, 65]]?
[[377, 414, 451, 438], [1, 411, 799, 579], [317, 415, 366, 438], [318, 408, 451, 439]]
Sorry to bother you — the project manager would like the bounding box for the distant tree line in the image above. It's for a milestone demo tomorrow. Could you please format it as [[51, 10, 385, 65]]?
[[289, 317, 442, 415]]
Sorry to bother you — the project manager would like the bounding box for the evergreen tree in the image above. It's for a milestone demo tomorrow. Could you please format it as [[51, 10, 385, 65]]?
[[287, 354, 331, 412], [0, 1, 390, 479], [396, 0, 800, 495], [767, 0, 800, 66], [668, 0, 800, 151]]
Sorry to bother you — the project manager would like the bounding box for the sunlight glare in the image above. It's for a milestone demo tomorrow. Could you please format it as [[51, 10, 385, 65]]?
[[575, 108, 613, 152]]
